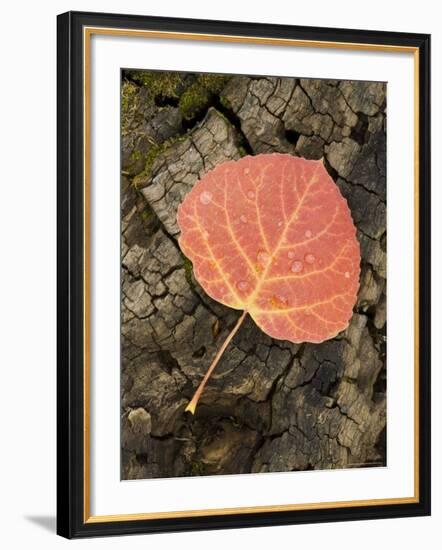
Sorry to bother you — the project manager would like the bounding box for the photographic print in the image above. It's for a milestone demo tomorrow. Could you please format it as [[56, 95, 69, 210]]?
[[57, 12, 430, 537], [120, 69, 387, 480]]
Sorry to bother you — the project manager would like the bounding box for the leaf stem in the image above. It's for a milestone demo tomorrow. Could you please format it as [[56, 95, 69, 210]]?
[[185, 310, 248, 415]]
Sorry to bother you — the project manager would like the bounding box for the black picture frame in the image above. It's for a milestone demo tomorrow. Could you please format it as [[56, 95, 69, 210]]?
[[57, 10, 431, 539]]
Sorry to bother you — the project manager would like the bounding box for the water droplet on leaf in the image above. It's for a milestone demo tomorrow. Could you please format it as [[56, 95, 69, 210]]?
[[288, 250, 296, 259], [199, 190, 213, 205], [237, 280, 249, 291], [240, 214, 248, 223], [305, 253, 316, 264], [257, 250, 270, 266], [291, 260, 303, 273], [247, 190, 255, 199], [344, 271, 350, 278], [305, 229, 313, 238]]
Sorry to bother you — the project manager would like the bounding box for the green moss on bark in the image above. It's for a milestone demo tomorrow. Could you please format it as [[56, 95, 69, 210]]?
[[125, 70, 183, 99], [132, 134, 188, 188], [182, 257, 194, 288], [178, 74, 231, 120]]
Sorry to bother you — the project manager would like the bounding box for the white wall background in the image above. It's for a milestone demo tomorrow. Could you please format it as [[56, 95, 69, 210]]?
[[0, 0, 439, 547]]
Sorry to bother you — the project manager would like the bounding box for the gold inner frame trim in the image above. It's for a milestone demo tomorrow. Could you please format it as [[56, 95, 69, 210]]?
[[83, 26, 420, 524]]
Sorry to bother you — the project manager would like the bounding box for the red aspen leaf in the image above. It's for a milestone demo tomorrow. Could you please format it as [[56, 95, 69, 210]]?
[[177, 153, 361, 345]]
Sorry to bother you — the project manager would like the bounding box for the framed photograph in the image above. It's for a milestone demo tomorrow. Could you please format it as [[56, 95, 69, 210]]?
[[57, 11, 431, 538]]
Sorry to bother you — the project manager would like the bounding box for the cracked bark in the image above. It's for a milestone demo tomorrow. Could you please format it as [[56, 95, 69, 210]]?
[[121, 73, 386, 479]]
